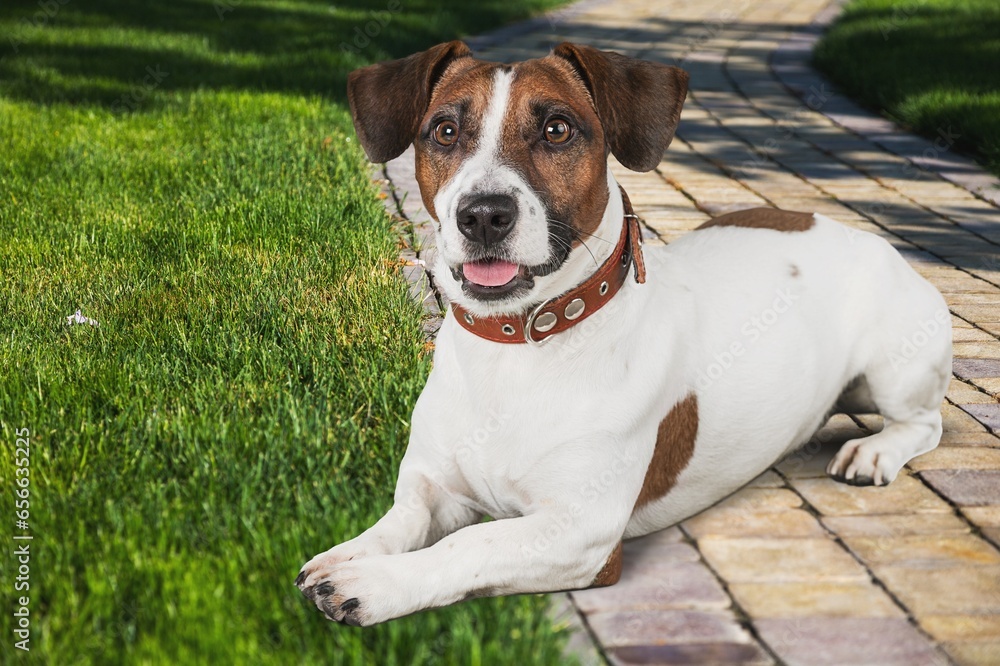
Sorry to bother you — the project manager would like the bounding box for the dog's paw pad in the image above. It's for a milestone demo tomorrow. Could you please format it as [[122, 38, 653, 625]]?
[[320, 596, 340, 618], [310, 582, 363, 624], [338, 598, 362, 625], [296, 555, 384, 625]]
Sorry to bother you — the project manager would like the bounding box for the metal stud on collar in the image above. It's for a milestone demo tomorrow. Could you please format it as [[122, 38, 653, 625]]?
[[463, 313, 475, 325], [533, 312, 557, 332], [501, 324, 516, 336], [565, 298, 585, 320]]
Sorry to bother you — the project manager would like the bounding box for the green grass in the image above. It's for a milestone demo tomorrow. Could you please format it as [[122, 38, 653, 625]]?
[[0, 1, 571, 664], [813, 0, 1000, 176]]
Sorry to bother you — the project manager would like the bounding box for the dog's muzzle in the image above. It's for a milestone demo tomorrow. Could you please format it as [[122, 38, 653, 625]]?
[[451, 187, 647, 346]]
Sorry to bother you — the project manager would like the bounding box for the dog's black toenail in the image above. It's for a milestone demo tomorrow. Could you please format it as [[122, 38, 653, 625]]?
[[315, 581, 334, 597], [321, 598, 339, 617], [294, 571, 306, 587], [340, 598, 359, 612]]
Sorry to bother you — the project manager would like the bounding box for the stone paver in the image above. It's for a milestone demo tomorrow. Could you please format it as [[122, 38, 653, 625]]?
[[821, 513, 972, 538], [375, 0, 1000, 662], [939, 430, 999, 448], [843, 533, 1000, 569], [754, 618, 947, 666], [572, 540, 732, 613], [698, 537, 870, 584], [954, 359, 1000, 379], [729, 581, 905, 619], [921, 615, 1000, 643], [921, 470, 1000, 506], [791, 474, 954, 516], [682, 506, 825, 539], [874, 567, 1000, 616], [961, 506, 1000, 527], [962, 404, 1000, 432], [943, 642, 1000, 666], [942, 404, 991, 434], [608, 642, 775, 666], [908, 447, 1000, 471], [586, 609, 754, 648]]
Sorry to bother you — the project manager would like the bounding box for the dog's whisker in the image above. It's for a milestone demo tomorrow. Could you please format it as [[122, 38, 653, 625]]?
[[548, 223, 598, 266], [547, 219, 602, 267], [547, 218, 612, 245], [545, 229, 576, 256]]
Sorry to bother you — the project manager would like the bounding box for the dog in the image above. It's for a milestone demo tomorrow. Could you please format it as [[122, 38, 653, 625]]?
[[296, 41, 952, 626]]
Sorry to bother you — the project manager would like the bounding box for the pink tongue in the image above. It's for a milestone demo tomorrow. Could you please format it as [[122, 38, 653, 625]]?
[[463, 260, 519, 287]]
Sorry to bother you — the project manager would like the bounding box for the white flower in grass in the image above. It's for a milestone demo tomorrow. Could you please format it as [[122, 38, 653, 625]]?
[[66, 309, 99, 327]]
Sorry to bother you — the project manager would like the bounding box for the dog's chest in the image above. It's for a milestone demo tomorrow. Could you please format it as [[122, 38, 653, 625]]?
[[443, 386, 573, 518], [416, 321, 657, 519]]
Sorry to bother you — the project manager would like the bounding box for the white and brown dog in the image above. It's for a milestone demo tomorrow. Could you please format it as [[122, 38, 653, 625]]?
[[296, 41, 952, 626]]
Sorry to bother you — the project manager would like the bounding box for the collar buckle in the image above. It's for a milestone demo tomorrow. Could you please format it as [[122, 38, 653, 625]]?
[[523, 298, 554, 347]]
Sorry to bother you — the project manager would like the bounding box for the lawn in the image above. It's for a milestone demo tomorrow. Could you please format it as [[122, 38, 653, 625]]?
[[813, 0, 1000, 176], [0, 1, 570, 664]]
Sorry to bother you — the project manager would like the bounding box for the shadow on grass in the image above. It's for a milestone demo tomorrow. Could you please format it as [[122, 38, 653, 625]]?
[[5, 0, 993, 277], [0, 0, 560, 108]]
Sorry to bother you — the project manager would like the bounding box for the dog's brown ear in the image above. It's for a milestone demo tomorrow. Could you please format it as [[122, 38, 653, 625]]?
[[553, 43, 688, 172], [347, 41, 472, 163]]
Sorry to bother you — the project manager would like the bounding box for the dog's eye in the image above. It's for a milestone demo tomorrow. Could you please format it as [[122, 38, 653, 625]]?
[[433, 121, 459, 146], [544, 118, 572, 144]]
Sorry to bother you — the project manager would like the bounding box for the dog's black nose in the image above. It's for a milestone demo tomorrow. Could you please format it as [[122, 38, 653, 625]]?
[[456, 194, 517, 245]]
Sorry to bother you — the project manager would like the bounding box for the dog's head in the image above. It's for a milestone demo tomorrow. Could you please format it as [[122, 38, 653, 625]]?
[[348, 42, 688, 316]]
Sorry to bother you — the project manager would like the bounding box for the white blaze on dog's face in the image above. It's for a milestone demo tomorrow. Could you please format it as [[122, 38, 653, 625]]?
[[347, 42, 688, 315]]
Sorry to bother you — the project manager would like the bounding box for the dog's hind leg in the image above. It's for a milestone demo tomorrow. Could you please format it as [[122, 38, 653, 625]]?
[[827, 320, 952, 486], [835, 375, 879, 414]]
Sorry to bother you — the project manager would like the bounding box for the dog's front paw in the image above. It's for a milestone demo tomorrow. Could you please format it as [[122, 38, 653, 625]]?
[[826, 439, 903, 486], [296, 540, 369, 591], [299, 575, 365, 626], [295, 556, 399, 626]]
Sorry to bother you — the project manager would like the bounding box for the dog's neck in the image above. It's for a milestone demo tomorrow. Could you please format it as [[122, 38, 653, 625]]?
[[530, 167, 625, 304]]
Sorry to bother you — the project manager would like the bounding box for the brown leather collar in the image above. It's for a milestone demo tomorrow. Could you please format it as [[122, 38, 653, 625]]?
[[451, 188, 646, 345]]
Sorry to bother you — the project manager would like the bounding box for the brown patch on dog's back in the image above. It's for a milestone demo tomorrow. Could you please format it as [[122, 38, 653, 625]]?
[[589, 542, 623, 587], [634, 394, 698, 509], [697, 208, 815, 232]]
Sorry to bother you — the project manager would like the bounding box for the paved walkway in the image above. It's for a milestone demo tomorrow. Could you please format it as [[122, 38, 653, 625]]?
[[379, 1, 1000, 664]]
